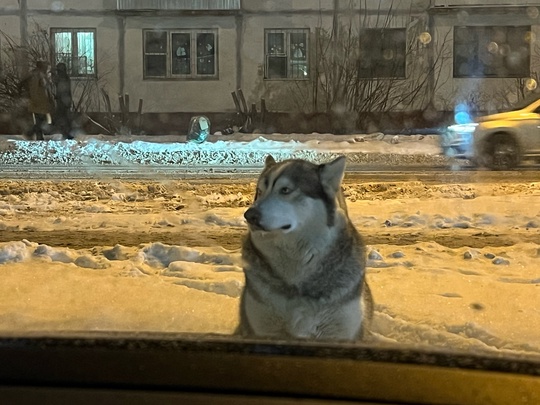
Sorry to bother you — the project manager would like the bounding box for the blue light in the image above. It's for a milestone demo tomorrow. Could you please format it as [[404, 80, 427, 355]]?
[[454, 103, 472, 125], [454, 111, 471, 125]]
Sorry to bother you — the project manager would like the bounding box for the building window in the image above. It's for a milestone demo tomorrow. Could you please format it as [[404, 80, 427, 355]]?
[[358, 28, 406, 78], [454, 26, 530, 78], [143, 29, 218, 79], [265, 29, 309, 80], [51, 29, 96, 77]]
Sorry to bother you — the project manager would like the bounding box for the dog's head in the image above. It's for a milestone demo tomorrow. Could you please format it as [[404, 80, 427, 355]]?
[[244, 155, 347, 233]]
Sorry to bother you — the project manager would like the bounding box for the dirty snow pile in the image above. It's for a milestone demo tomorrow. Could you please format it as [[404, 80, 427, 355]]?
[[0, 133, 453, 168]]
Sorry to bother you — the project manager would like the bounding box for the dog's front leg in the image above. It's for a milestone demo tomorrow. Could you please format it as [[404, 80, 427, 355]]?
[[308, 300, 363, 341], [243, 291, 288, 338]]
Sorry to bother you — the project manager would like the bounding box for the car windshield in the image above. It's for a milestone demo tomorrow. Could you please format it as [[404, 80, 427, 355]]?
[[0, 0, 539, 393]]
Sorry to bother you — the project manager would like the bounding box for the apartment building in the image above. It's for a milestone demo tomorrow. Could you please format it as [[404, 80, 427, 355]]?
[[0, 1, 538, 130]]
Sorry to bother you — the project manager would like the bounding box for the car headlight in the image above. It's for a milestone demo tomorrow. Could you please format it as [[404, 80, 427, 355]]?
[[444, 123, 478, 142], [441, 123, 478, 153], [447, 123, 478, 134]]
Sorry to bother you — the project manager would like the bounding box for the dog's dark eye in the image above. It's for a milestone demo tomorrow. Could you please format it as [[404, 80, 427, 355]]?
[[280, 187, 292, 195]]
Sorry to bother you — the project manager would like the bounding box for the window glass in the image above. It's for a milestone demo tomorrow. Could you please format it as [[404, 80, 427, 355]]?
[[53, 31, 72, 70], [358, 28, 406, 78], [172, 32, 191, 75], [52, 29, 95, 77], [76, 31, 95, 75], [196, 33, 215, 75], [267, 32, 286, 78], [290, 32, 308, 78], [144, 29, 217, 79], [454, 26, 530, 78], [1, 3, 540, 392], [144, 31, 167, 77], [267, 32, 285, 55], [145, 30, 167, 53], [265, 29, 309, 79]]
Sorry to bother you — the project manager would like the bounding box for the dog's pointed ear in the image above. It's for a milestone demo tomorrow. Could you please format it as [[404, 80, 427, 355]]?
[[265, 155, 277, 168], [319, 156, 346, 195]]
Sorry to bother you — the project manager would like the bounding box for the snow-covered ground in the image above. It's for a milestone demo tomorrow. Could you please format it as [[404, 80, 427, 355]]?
[[0, 132, 538, 360]]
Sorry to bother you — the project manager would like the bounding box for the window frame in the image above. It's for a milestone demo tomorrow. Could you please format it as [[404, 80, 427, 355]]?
[[357, 28, 407, 79], [264, 28, 310, 80], [453, 25, 531, 79], [1, 335, 539, 404], [143, 28, 219, 80], [50, 28, 97, 78]]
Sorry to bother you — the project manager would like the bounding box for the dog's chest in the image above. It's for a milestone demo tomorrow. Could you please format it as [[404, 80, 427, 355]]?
[[251, 226, 343, 287], [262, 241, 326, 285], [245, 282, 360, 340]]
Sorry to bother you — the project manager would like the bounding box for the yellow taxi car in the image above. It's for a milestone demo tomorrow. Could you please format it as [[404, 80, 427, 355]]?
[[442, 95, 540, 169]]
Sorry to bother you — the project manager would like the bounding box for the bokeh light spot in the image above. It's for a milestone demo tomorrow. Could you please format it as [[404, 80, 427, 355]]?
[[383, 49, 394, 60], [51, 1, 65, 12], [526, 78, 537, 91], [527, 6, 539, 19], [454, 103, 472, 125], [487, 41, 499, 54], [418, 32, 432, 45]]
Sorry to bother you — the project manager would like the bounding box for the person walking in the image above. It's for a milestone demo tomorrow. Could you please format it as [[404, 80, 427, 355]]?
[[23, 60, 54, 140], [53, 62, 73, 139]]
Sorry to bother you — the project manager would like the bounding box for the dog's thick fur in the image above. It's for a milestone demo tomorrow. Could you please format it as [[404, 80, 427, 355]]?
[[238, 155, 372, 341]]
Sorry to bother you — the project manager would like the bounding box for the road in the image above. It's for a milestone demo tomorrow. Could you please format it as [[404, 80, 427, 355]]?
[[0, 166, 538, 250], [0, 163, 539, 183]]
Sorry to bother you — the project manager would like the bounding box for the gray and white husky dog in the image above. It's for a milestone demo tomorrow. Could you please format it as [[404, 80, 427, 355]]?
[[238, 155, 372, 341]]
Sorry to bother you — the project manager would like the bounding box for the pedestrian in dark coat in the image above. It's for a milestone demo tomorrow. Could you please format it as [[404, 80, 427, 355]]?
[[53, 62, 73, 139], [23, 61, 54, 140]]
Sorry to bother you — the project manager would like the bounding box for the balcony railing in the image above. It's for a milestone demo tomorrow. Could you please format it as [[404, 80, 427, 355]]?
[[117, 0, 241, 11]]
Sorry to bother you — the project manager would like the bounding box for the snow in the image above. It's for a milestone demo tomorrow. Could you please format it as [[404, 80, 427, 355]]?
[[0, 132, 449, 167], [0, 132, 538, 360]]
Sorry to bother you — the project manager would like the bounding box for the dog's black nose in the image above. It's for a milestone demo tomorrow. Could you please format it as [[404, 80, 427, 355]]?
[[244, 208, 261, 226]]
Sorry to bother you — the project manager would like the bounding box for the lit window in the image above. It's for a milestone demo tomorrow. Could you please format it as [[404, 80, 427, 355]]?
[[144, 29, 218, 79], [51, 28, 96, 77], [265, 29, 309, 79]]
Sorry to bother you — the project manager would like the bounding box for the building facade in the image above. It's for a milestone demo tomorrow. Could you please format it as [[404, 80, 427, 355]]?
[[0, 1, 539, 129]]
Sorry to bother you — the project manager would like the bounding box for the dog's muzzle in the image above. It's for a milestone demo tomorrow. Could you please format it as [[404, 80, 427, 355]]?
[[244, 207, 292, 232], [244, 207, 262, 228]]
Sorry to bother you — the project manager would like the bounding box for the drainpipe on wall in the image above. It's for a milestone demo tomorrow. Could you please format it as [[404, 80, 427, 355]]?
[[19, 0, 29, 77], [117, 15, 126, 97], [235, 13, 243, 92]]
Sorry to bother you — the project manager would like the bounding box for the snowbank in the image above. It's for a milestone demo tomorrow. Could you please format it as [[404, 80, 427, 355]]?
[[0, 133, 451, 167]]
